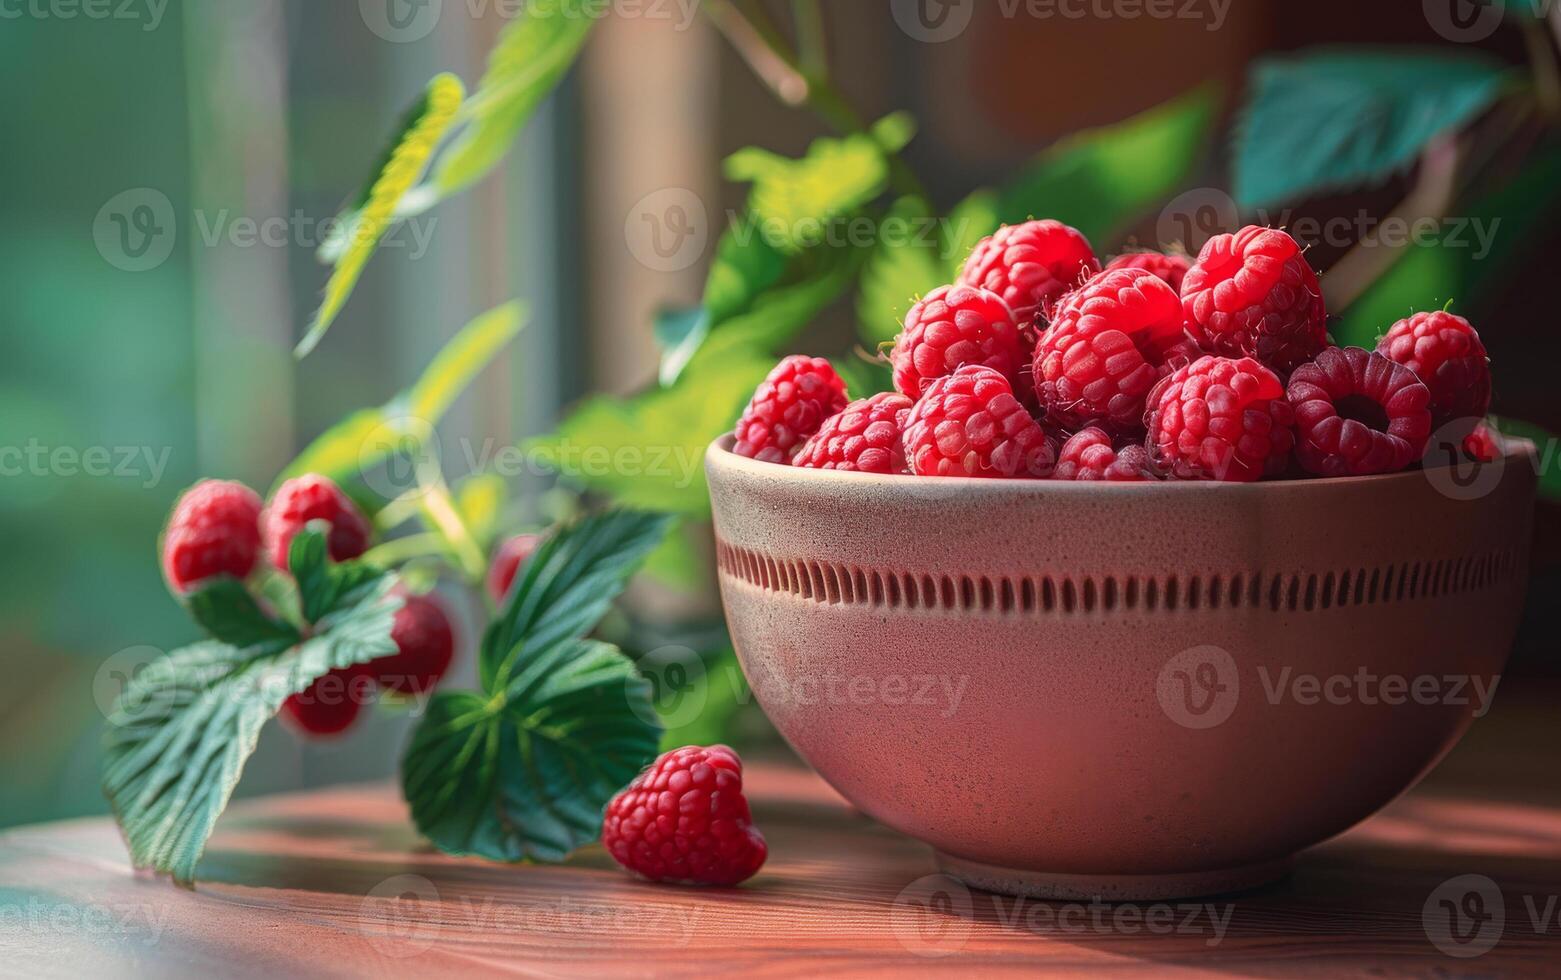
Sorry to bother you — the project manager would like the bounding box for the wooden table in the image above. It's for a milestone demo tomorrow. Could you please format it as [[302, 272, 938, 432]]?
[[4, 687, 1560, 978]]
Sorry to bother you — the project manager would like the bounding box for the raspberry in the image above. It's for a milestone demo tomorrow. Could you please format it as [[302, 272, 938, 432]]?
[[1375, 310, 1491, 436], [486, 533, 542, 604], [1181, 226, 1327, 373], [1053, 427, 1158, 481], [280, 664, 373, 737], [903, 365, 1055, 478], [263, 474, 372, 572], [733, 356, 848, 464], [161, 480, 263, 593], [1462, 422, 1502, 463], [1103, 249, 1192, 292], [891, 285, 1025, 400], [1287, 346, 1432, 477], [957, 219, 1100, 322], [1033, 267, 1187, 433], [795, 392, 913, 473], [1146, 355, 1295, 482], [370, 591, 455, 696], [602, 744, 767, 886]]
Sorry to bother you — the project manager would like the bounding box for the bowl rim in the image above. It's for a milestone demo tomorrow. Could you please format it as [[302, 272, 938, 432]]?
[[707, 433, 1538, 495]]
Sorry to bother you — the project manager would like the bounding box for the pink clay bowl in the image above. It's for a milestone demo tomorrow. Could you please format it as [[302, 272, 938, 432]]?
[[705, 435, 1538, 900]]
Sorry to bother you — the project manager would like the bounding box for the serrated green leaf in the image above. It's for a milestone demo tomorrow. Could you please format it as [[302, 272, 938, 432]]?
[[1234, 49, 1510, 208], [185, 580, 299, 653], [289, 528, 387, 625], [725, 133, 891, 253], [527, 350, 773, 514], [298, 73, 465, 358], [995, 84, 1219, 246], [102, 578, 400, 884], [856, 195, 945, 347]]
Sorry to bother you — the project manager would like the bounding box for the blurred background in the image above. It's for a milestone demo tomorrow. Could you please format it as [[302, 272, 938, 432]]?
[[3, 0, 1557, 828]]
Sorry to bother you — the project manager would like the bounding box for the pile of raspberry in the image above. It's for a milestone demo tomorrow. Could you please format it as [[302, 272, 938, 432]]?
[[731, 220, 1499, 483]]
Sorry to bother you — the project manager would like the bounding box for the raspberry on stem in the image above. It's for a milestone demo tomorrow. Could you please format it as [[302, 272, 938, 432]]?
[[161, 480, 263, 594], [370, 591, 456, 697], [280, 664, 374, 737], [732, 356, 848, 464], [263, 474, 372, 572], [486, 533, 541, 604]]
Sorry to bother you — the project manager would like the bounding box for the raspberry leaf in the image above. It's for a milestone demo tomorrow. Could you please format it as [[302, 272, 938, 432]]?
[[289, 527, 386, 625], [726, 133, 893, 253], [185, 580, 299, 654], [101, 577, 401, 885]]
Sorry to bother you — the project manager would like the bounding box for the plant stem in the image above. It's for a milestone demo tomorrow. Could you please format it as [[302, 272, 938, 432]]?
[[793, 0, 827, 78], [417, 482, 488, 585], [362, 532, 454, 568]]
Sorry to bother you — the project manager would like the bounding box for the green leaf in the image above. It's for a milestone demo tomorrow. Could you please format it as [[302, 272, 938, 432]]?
[[725, 133, 892, 253], [289, 528, 387, 625], [402, 639, 658, 862], [996, 84, 1219, 246], [185, 580, 299, 653], [527, 350, 774, 514], [102, 578, 400, 884], [1234, 49, 1510, 207], [870, 111, 918, 153], [297, 73, 465, 358], [279, 301, 527, 496], [944, 188, 1001, 275], [432, 1, 597, 197], [856, 195, 945, 347], [1491, 417, 1561, 502], [652, 307, 710, 388]]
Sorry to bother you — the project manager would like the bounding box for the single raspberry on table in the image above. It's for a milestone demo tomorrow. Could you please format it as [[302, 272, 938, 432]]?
[[891, 284, 1025, 400], [369, 591, 455, 697], [732, 356, 848, 464], [795, 392, 914, 473], [903, 365, 1056, 478], [1103, 249, 1192, 292], [1287, 346, 1432, 477], [1146, 355, 1295, 482], [280, 664, 374, 737], [1053, 427, 1158, 481], [263, 474, 372, 572], [161, 479, 264, 593], [1033, 267, 1188, 433], [602, 744, 768, 886], [1375, 310, 1491, 437], [957, 219, 1100, 322], [486, 532, 542, 604], [1181, 225, 1327, 374]]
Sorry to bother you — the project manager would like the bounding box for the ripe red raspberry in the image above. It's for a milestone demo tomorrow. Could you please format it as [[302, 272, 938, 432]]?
[[280, 664, 373, 737], [1375, 310, 1490, 436], [1462, 422, 1502, 463], [733, 356, 848, 464], [1103, 249, 1192, 292], [1287, 346, 1432, 477], [486, 533, 542, 604], [1181, 226, 1327, 373], [795, 392, 913, 473], [957, 219, 1100, 322], [1146, 355, 1295, 482], [263, 474, 372, 572], [1053, 427, 1158, 481], [161, 480, 263, 593], [903, 365, 1055, 478], [369, 591, 455, 696], [602, 744, 767, 886], [892, 285, 1025, 400], [1033, 267, 1187, 433]]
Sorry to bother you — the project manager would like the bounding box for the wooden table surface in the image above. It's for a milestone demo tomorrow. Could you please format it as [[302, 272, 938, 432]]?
[[4, 687, 1560, 978]]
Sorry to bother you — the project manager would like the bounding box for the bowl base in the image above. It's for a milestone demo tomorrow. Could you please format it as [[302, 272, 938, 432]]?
[[934, 851, 1294, 901]]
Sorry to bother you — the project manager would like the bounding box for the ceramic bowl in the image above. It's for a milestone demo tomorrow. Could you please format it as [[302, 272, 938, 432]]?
[[706, 435, 1537, 899]]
